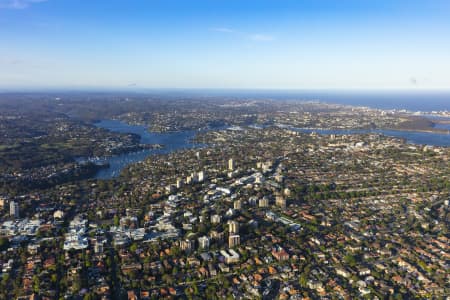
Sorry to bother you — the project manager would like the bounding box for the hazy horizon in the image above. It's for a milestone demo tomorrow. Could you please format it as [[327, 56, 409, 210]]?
[[1, 88, 449, 112]]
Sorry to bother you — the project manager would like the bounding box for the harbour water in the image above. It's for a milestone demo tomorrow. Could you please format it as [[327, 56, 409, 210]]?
[[90, 120, 205, 179], [290, 128, 450, 147], [91, 119, 450, 180]]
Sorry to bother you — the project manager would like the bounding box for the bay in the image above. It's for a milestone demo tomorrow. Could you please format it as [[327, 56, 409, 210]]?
[[91, 120, 450, 180], [90, 120, 205, 180], [290, 128, 450, 147]]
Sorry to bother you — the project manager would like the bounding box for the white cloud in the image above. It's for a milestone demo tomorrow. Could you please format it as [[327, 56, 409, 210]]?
[[0, 0, 47, 9], [249, 34, 275, 42]]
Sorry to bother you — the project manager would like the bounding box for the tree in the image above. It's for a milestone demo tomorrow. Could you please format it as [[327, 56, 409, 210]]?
[[0, 237, 9, 251], [113, 215, 120, 227], [106, 256, 112, 267], [394, 293, 403, 300], [299, 273, 308, 288], [51, 274, 58, 284], [83, 293, 94, 300], [32, 275, 40, 293], [2, 273, 10, 285], [184, 287, 193, 299], [192, 283, 199, 295], [344, 254, 357, 267], [162, 274, 174, 285]]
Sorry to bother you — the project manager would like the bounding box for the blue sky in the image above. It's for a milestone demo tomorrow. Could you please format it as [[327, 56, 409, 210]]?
[[1, 0, 450, 90]]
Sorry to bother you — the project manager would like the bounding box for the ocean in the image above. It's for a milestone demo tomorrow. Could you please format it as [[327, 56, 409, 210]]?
[[167, 89, 450, 112]]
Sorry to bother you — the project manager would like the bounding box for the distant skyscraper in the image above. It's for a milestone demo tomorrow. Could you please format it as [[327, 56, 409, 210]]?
[[94, 241, 104, 254], [284, 188, 291, 197], [197, 171, 205, 182], [10, 201, 19, 218], [211, 214, 221, 224], [198, 236, 210, 249], [176, 178, 184, 189], [228, 158, 234, 171], [276, 194, 286, 209], [275, 174, 284, 183], [255, 174, 264, 184], [233, 200, 242, 210], [209, 230, 224, 243], [228, 234, 240, 248], [259, 197, 269, 208], [179, 239, 194, 252], [228, 220, 239, 234]]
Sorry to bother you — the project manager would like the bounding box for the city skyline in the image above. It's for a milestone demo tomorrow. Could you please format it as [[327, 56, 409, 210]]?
[[1, 0, 450, 90]]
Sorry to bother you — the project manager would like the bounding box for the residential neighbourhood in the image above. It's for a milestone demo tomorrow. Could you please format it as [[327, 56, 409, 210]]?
[[0, 122, 448, 299]]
